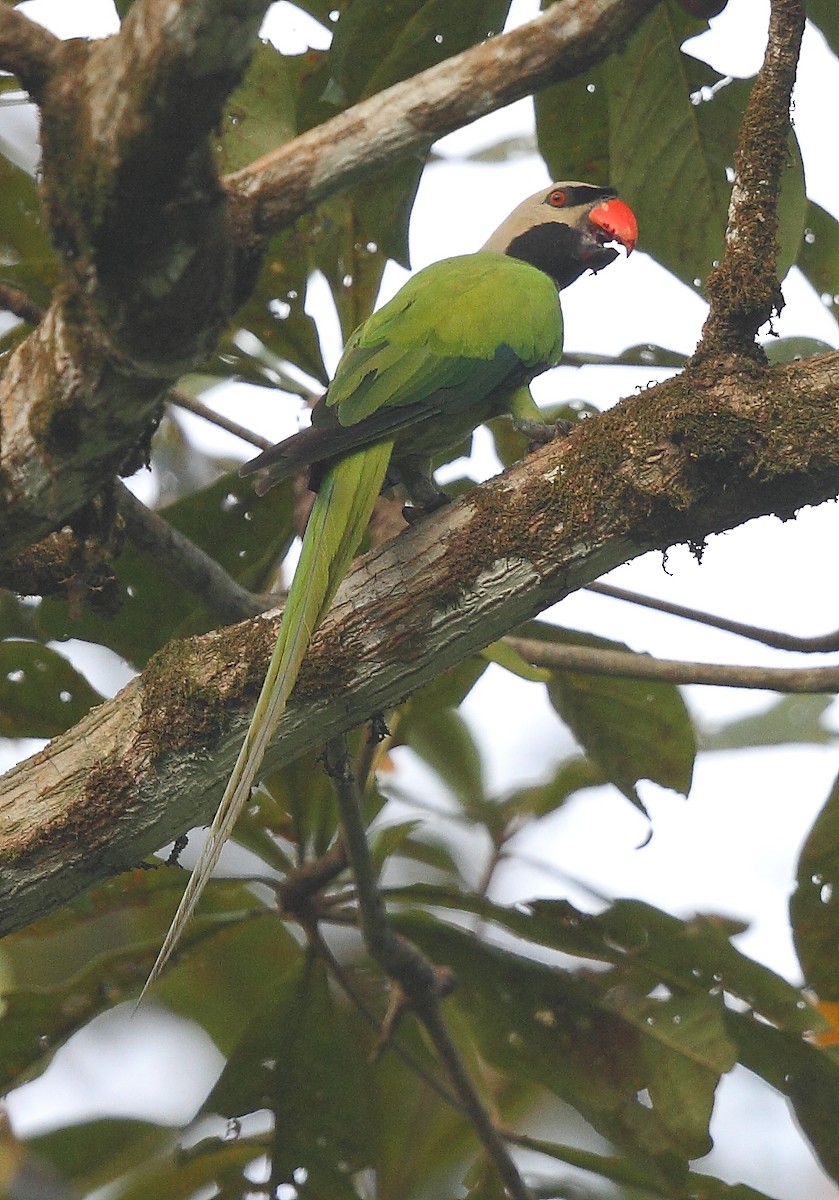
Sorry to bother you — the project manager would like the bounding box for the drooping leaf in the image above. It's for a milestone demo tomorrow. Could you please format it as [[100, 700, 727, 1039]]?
[[205, 957, 375, 1196], [703, 694, 837, 752], [791, 768, 839, 999], [329, 0, 512, 105], [399, 913, 726, 1169], [726, 1008, 839, 1182], [0, 153, 60, 309], [0, 640, 104, 738], [529, 623, 696, 810], [215, 41, 300, 176], [807, 0, 839, 58], [35, 468, 295, 668], [536, 4, 806, 293], [798, 200, 839, 327]]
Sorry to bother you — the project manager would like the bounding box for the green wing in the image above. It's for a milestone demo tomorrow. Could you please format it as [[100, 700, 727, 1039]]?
[[328, 251, 563, 427]]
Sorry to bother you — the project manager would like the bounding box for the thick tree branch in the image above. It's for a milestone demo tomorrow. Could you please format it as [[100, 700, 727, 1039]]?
[[698, 0, 806, 358], [0, 0, 661, 561], [0, 0, 273, 562], [225, 0, 663, 235], [2, 350, 839, 937], [0, 7, 59, 101]]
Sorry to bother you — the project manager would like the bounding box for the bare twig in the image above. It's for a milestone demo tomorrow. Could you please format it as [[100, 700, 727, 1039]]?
[[587, 581, 839, 653], [0, 283, 44, 326], [167, 388, 273, 453], [323, 734, 534, 1200], [115, 481, 265, 624], [505, 636, 839, 694], [0, 6, 59, 100], [698, 0, 806, 357]]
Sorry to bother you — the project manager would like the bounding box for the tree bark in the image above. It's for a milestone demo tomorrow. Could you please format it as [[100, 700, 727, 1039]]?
[[1, 348, 838, 936]]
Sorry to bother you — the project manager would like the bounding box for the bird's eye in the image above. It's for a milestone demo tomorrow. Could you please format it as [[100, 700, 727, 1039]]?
[[548, 188, 568, 207]]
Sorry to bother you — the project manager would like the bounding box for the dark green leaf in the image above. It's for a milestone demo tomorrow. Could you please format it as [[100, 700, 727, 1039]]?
[[35, 468, 295, 668], [329, 0, 512, 105], [704, 694, 837, 752], [497, 754, 605, 823], [206, 960, 375, 1197], [216, 41, 300, 176], [0, 640, 104, 737], [29, 1121, 175, 1197], [726, 1008, 839, 1182], [403, 705, 487, 814], [400, 914, 722, 1167], [763, 336, 835, 363], [0, 153, 60, 309], [533, 623, 695, 809], [791, 768, 839, 998], [807, 0, 839, 57], [798, 200, 839, 326]]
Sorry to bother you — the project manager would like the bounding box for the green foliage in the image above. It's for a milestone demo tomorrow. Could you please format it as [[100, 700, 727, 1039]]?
[[2, 2, 839, 1198]]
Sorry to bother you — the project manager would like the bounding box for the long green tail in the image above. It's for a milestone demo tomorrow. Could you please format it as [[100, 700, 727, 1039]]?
[[139, 440, 394, 1000]]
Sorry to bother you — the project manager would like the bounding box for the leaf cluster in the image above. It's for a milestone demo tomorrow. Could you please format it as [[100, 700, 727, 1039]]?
[[2, 2, 839, 1199]]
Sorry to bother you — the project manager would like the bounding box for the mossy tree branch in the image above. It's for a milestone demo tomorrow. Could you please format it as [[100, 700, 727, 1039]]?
[[1, 349, 838, 937]]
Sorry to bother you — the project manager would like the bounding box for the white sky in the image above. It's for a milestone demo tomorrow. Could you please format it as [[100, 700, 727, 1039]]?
[[3, 2, 839, 1196]]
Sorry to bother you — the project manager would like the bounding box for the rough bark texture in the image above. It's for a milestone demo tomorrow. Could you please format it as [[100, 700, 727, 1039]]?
[[1, 349, 838, 936], [0, 0, 662, 564]]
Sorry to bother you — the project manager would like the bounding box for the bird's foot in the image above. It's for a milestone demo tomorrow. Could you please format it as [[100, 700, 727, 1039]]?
[[513, 417, 574, 449], [402, 492, 451, 525]]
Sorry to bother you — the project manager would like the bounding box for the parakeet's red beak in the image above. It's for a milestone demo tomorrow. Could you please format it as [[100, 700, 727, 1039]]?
[[588, 197, 638, 255]]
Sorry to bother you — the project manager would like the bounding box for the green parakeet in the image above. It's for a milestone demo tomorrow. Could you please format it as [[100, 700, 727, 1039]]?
[[141, 181, 637, 996]]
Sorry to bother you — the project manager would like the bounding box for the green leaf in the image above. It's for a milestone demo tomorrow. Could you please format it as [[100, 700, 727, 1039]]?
[[798, 200, 839, 324], [703, 694, 837, 752], [763, 336, 835, 363], [206, 958, 375, 1200], [726, 1008, 839, 1182], [28, 1121, 176, 1198], [0, 153, 60, 309], [400, 914, 723, 1168], [496, 754, 605, 823], [791, 768, 839, 998], [481, 638, 550, 683], [0, 640, 104, 737], [536, 5, 806, 293], [807, 0, 839, 57], [215, 41, 300, 176], [35, 468, 296, 668], [404, 705, 487, 814], [329, 0, 512, 105], [533, 623, 696, 809]]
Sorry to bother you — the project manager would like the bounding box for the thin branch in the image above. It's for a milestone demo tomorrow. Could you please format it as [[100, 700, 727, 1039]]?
[[587, 582, 839, 653], [505, 636, 839, 694], [225, 0, 663, 235], [167, 388, 273, 453], [0, 6, 59, 100], [310, 924, 464, 1112], [323, 735, 534, 1200], [0, 283, 44, 326], [115, 481, 265, 624], [698, 0, 806, 357]]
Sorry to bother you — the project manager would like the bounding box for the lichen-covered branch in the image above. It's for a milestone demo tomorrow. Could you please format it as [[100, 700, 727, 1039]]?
[[1, 349, 838, 937], [698, 0, 806, 358]]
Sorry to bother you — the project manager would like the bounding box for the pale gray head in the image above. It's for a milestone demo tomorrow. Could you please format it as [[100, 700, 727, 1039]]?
[[482, 181, 638, 290]]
